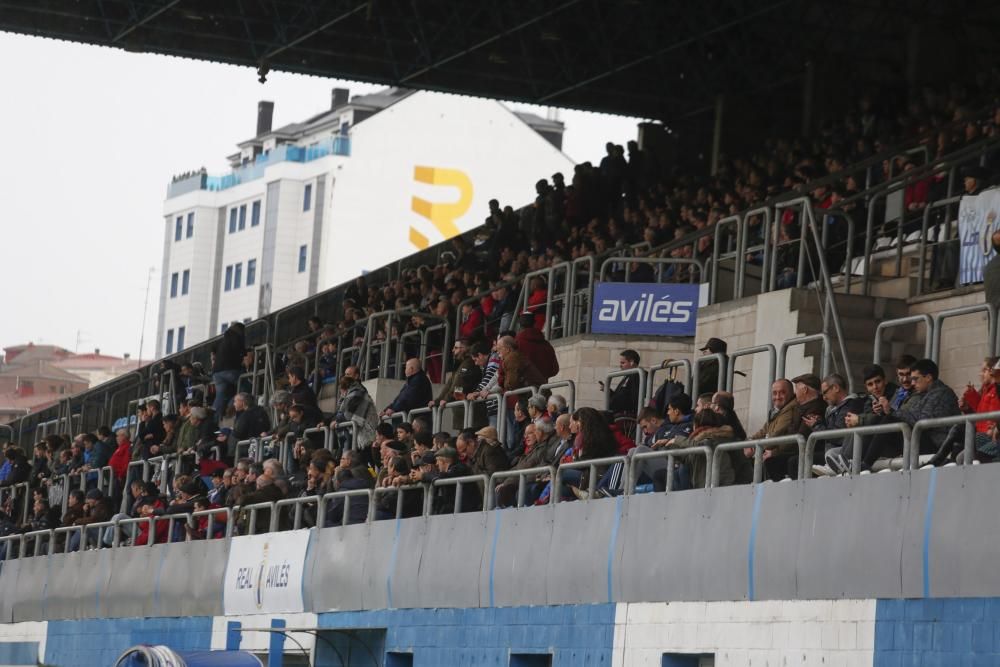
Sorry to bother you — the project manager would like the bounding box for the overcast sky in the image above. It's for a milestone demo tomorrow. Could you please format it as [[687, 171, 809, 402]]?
[[0, 32, 642, 362]]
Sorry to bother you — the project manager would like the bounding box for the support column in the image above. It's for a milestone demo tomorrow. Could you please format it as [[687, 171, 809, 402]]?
[[710, 94, 724, 176], [269, 618, 287, 667]]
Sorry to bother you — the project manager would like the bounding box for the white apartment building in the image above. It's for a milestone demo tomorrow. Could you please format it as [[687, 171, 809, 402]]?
[[156, 87, 574, 358]]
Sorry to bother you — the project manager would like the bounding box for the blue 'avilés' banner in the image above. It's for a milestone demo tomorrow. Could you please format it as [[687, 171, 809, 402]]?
[[590, 282, 698, 336]]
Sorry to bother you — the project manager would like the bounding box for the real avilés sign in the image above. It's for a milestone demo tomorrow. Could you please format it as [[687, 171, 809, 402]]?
[[223, 529, 311, 614], [590, 282, 699, 336]]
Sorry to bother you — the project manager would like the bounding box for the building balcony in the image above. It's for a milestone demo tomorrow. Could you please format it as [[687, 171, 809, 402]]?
[[167, 135, 350, 199]]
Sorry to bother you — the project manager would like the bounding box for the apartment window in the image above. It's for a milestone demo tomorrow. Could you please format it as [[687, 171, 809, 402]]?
[[177, 326, 186, 352], [298, 245, 307, 273], [238, 204, 247, 230], [234, 262, 243, 289], [229, 208, 237, 233], [174, 216, 183, 241], [181, 269, 190, 296], [247, 258, 257, 286], [170, 272, 179, 298], [303, 183, 312, 211], [165, 329, 174, 355], [224, 265, 233, 292], [251, 200, 261, 227], [186, 212, 194, 238]]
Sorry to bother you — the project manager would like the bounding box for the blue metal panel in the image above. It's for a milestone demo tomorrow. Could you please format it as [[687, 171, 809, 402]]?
[[875, 597, 1000, 666]]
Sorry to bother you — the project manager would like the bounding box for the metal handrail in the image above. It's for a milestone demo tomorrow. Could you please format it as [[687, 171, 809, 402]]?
[[710, 214, 743, 303], [711, 435, 806, 486], [874, 314, 933, 364], [627, 446, 712, 492], [243, 500, 277, 535], [908, 411, 1000, 470], [916, 195, 963, 296], [373, 483, 428, 520], [317, 489, 373, 527], [274, 496, 317, 531], [777, 333, 831, 386], [691, 353, 726, 398], [189, 506, 232, 538], [490, 466, 555, 508], [598, 256, 705, 284], [725, 344, 776, 412], [497, 386, 538, 444], [804, 423, 912, 477], [931, 304, 998, 362], [540, 380, 576, 413], [645, 360, 692, 404], [604, 368, 647, 417], [437, 399, 473, 431], [431, 474, 488, 514], [553, 455, 626, 503]]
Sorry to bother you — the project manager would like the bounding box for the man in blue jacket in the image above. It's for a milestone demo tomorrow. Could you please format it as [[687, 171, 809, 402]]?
[[382, 358, 433, 417]]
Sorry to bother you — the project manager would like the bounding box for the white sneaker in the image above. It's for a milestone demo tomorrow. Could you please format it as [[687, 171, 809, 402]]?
[[811, 464, 836, 477]]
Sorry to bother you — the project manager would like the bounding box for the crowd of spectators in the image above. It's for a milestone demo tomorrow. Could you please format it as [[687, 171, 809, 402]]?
[[6, 83, 1000, 557]]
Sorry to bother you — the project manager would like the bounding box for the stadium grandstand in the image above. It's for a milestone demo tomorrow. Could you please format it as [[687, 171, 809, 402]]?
[[4, 1, 1000, 665]]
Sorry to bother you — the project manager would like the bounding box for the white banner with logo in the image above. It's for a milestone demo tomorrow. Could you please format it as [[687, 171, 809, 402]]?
[[223, 529, 311, 615], [958, 189, 1000, 285]]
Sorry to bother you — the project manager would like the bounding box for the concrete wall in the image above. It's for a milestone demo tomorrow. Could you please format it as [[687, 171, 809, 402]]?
[[908, 286, 993, 393], [550, 335, 693, 411]]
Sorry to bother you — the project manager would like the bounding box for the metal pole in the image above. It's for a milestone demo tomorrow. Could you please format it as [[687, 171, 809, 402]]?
[[710, 94, 724, 176]]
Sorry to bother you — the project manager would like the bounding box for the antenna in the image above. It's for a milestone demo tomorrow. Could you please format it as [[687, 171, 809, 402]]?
[[137, 266, 155, 366]]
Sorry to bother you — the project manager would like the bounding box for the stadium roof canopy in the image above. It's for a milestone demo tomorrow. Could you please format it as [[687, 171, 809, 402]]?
[[2, 0, 999, 121]]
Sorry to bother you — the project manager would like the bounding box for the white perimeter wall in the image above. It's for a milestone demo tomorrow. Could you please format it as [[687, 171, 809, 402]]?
[[613, 600, 876, 667]]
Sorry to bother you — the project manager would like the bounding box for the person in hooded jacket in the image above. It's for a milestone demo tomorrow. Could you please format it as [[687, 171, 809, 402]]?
[[514, 313, 559, 381]]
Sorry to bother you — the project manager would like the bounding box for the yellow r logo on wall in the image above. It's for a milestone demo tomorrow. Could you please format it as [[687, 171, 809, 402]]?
[[409, 166, 473, 250]]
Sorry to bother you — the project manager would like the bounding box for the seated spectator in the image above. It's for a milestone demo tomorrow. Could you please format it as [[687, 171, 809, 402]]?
[[286, 366, 319, 414], [462, 427, 510, 478], [746, 379, 801, 482], [861, 359, 960, 470], [425, 447, 481, 514], [67, 488, 113, 551], [0, 447, 29, 489], [324, 456, 373, 527], [185, 496, 228, 540], [602, 349, 642, 415], [375, 455, 422, 520], [382, 358, 433, 417], [237, 475, 286, 534], [553, 407, 619, 501], [515, 312, 560, 381], [317, 339, 338, 383], [546, 394, 568, 416], [526, 394, 549, 424], [950, 356, 1000, 462], [807, 374, 865, 476], [792, 374, 827, 436], [669, 408, 738, 488], [232, 392, 272, 442], [493, 420, 559, 507]]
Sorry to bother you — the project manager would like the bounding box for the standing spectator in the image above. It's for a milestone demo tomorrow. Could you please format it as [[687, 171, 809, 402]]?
[[335, 376, 379, 452], [697, 338, 728, 394], [211, 322, 245, 416], [525, 276, 548, 331], [108, 428, 133, 485], [602, 349, 642, 415], [383, 358, 433, 416], [984, 229, 1000, 312], [515, 313, 560, 381], [466, 341, 501, 428], [747, 379, 801, 482], [496, 336, 546, 450], [286, 366, 319, 413], [432, 339, 482, 429]]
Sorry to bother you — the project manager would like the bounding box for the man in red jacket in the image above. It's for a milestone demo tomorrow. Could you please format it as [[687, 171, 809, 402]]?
[[515, 313, 559, 382]]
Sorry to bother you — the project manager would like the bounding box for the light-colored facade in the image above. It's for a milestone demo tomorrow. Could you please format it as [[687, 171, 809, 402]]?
[[157, 88, 575, 358]]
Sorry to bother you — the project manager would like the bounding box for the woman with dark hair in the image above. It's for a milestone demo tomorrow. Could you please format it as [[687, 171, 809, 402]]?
[[571, 407, 619, 461], [668, 408, 737, 489]]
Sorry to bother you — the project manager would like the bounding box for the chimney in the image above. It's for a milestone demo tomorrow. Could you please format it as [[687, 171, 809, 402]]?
[[331, 88, 349, 109], [94, 348, 100, 355], [123, 353, 131, 360], [256, 101, 274, 135]]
